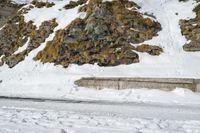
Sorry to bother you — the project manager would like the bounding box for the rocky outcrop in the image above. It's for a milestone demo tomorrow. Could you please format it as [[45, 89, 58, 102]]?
[[0, 6, 58, 68], [0, 0, 162, 68], [35, 0, 162, 67], [31, 0, 55, 8], [64, 0, 88, 10], [180, 3, 200, 52], [0, 0, 23, 28], [136, 44, 163, 55], [180, 18, 200, 51]]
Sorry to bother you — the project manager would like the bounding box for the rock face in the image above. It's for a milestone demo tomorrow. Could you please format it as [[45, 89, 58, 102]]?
[[31, 0, 55, 8], [136, 44, 163, 55], [0, 0, 163, 68], [180, 18, 200, 51], [180, 3, 200, 52], [35, 0, 162, 67], [0, 6, 58, 68], [64, 0, 88, 9], [0, 0, 22, 28]]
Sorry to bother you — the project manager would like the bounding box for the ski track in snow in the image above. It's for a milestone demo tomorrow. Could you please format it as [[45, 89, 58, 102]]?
[[0, 0, 200, 102]]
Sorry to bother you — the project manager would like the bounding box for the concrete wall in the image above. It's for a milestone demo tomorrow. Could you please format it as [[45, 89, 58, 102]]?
[[75, 77, 200, 92]]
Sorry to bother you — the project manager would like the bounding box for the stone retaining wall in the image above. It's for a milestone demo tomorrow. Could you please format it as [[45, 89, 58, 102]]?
[[75, 77, 200, 92]]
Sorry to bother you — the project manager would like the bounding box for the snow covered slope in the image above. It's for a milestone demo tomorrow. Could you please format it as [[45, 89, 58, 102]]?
[[0, 0, 200, 102]]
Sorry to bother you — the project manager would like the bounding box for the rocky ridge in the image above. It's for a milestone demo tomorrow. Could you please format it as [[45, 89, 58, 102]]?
[[35, 0, 162, 67], [0, 0, 162, 68], [0, 0, 23, 28], [180, 1, 200, 51], [0, 6, 58, 67]]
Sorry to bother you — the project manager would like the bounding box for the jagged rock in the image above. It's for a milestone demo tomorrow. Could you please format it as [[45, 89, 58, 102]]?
[[0, 0, 162, 68], [180, 4, 200, 52], [31, 0, 55, 8], [34, 0, 161, 67], [0, 59, 3, 66], [136, 44, 163, 55], [0, 8, 58, 67], [0, 0, 23, 28], [183, 41, 200, 51], [64, 0, 87, 9], [3, 54, 25, 68], [124, 50, 139, 59]]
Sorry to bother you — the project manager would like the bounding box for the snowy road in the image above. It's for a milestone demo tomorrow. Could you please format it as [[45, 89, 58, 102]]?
[[0, 98, 200, 132]]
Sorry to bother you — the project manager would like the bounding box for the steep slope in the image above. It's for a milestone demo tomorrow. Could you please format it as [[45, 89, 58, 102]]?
[[0, 0, 162, 68], [0, 0, 200, 100], [0, 0, 22, 28]]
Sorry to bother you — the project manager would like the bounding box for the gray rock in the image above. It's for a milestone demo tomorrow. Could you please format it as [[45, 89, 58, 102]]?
[[4, 56, 19, 68], [94, 24, 108, 35], [183, 41, 200, 51], [0, 1, 22, 28], [85, 21, 96, 34], [124, 50, 139, 59]]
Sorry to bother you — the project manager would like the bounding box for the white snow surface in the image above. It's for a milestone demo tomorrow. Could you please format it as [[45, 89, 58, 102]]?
[[1, 106, 200, 133], [1, 0, 200, 104], [0, 98, 200, 133]]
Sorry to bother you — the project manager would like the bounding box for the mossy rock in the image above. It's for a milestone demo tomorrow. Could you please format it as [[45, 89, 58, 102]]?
[[34, 0, 162, 67], [64, 0, 87, 9], [180, 3, 200, 52], [32, 0, 55, 8], [136, 44, 163, 55]]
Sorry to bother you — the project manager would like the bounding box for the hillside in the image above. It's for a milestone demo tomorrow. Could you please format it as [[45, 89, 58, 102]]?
[[0, 0, 200, 100], [1, 1, 200, 132]]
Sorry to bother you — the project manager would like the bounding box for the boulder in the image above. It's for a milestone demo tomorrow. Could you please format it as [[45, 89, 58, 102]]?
[[183, 41, 200, 51], [180, 8, 200, 52], [136, 44, 163, 55]]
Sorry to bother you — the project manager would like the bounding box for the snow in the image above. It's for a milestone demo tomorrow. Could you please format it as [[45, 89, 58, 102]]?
[[0, 0, 200, 105], [0, 26, 5, 31], [1, 107, 200, 133], [23, 0, 86, 29], [0, 98, 200, 133]]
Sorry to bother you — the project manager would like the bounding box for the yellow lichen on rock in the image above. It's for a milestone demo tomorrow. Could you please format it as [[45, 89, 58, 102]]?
[[33, 0, 162, 68], [0, 8, 58, 68]]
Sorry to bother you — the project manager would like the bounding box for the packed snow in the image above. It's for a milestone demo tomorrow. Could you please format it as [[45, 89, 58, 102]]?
[[0, 98, 200, 133], [1, 107, 200, 133]]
